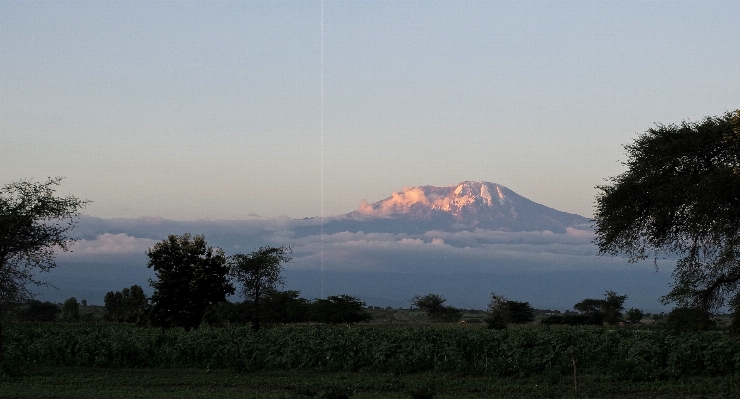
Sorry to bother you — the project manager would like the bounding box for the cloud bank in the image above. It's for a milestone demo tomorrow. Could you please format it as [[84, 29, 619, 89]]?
[[44, 215, 674, 310]]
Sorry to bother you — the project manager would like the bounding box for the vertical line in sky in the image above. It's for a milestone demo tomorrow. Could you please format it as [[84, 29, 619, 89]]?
[[320, 0, 325, 299]]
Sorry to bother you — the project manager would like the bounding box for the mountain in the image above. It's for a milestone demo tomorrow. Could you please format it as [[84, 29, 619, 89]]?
[[309, 181, 589, 235]]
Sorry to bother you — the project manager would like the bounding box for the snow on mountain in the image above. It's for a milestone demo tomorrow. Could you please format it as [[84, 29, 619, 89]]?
[[342, 181, 589, 233]]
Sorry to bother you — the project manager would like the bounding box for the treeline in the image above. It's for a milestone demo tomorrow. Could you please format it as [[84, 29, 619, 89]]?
[[104, 287, 370, 327]]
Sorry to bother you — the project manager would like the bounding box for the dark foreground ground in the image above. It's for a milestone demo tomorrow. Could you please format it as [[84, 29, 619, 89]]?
[[2, 367, 740, 399]]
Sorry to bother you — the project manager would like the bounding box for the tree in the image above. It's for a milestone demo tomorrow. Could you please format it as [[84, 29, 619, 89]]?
[[0, 177, 87, 368], [310, 294, 371, 325], [202, 301, 249, 327], [625, 308, 644, 324], [412, 293, 446, 321], [487, 293, 535, 328], [262, 290, 311, 324], [62, 297, 80, 322], [18, 300, 60, 322], [411, 293, 462, 323], [0, 177, 88, 306], [104, 285, 147, 323], [147, 234, 233, 331], [594, 110, 740, 313], [229, 246, 291, 331], [665, 307, 715, 331], [573, 291, 627, 325]]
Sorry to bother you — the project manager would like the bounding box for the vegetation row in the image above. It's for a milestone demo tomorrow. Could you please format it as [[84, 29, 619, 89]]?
[[6, 323, 740, 381]]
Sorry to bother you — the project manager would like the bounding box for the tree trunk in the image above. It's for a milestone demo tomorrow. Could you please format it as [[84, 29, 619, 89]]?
[[252, 296, 260, 332]]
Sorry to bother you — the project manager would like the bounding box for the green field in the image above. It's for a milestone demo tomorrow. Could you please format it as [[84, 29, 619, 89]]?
[[3, 322, 740, 398]]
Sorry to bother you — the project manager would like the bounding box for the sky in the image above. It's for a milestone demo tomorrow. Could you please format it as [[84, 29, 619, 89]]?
[[2, 1, 739, 220]]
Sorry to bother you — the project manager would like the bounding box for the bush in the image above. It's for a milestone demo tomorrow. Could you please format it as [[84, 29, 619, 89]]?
[[202, 302, 249, 327], [665, 307, 715, 332], [310, 295, 371, 325], [541, 313, 604, 326], [61, 297, 80, 322], [625, 308, 644, 324], [18, 300, 60, 322]]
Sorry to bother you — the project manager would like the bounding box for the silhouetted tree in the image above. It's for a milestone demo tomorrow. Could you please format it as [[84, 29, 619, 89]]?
[[202, 302, 249, 327], [147, 234, 233, 331], [229, 246, 291, 331], [573, 291, 627, 325], [311, 295, 371, 325], [625, 308, 644, 324], [104, 285, 147, 323], [262, 290, 311, 324], [665, 307, 715, 331], [486, 293, 535, 329], [62, 297, 80, 322], [18, 300, 60, 322], [594, 110, 740, 314], [0, 177, 87, 367], [412, 293, 458, 322]]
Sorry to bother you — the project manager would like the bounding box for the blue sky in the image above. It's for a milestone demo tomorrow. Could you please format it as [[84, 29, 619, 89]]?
[[2, 1, 739, 220]]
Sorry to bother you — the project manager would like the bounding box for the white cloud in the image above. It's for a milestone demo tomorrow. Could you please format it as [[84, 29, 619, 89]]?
[[66, 233, 158, 254]]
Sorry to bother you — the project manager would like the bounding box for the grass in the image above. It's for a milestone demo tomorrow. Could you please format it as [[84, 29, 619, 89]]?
[[2, 367, 740, 398]]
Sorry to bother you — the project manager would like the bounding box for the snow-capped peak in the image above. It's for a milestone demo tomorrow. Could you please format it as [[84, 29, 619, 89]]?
[[355, 181, 513, 219]]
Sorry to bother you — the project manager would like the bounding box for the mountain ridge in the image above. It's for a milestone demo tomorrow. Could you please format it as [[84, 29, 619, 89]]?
[[318, 181, 590, 234]]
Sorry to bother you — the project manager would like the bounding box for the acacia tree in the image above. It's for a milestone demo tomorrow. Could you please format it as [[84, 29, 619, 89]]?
[[310, 294, 371, 325], [0, 177, 87, 368], [411, 293, 462, 322], [487, 293, 535, 329], [147, 234, 233, 331], [0, 177, 88, 307], [594, 110, 740, 313], [230, 246, 291, 331], [573, 291, 627, 325]]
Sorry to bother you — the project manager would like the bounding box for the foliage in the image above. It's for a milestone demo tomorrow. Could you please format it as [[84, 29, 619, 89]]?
[[6, 323, 740, 381], [229, 246, 291, 331], [594, 110, 740, 312], [625, 308, 644, 324], [262, 290, 311, 324], [0, 177, 88, 307], [411, 293, 461, 323], [202, 301, 249, 327], [311, 295, 371, 325], [104, 285, 147, 323], [17, 300, 60, 322], [486, 293, 534, 328], [62, 297, 80, 322], [146, 234, 234, 331], [540, 313, 604, 325], [665, 307, 716, 332], [573, 291, 627, 325]]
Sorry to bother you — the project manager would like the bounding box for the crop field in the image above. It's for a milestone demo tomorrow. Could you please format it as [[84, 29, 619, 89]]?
[[5, 323, 740, 379]]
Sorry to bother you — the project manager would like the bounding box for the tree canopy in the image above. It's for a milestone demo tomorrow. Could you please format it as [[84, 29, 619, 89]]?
[[230, 246, 291, 331], [573, 291, 627, 325], [147, 234, 233, 330], [0, 177, 88, 307], [411, 293, 462, 323], [487, 293, 535, 328], [104, 285, 147, 324], [594, 110, 740, 311], [310, 294, 371, 325]]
